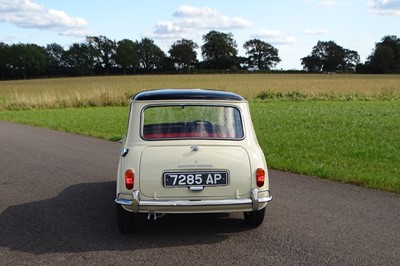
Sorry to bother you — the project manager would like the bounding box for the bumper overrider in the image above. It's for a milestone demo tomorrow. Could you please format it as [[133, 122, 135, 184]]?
[[115, 188, 272, 213]]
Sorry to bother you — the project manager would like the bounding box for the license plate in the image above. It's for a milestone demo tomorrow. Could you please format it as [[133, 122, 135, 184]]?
[[163, 171, 228, 187]]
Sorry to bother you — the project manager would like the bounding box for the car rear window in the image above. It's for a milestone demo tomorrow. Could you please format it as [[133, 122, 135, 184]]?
[[142, 105, 244, 140]]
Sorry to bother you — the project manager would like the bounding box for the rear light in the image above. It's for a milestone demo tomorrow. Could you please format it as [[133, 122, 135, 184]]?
[[256, 168, 265, 187], [125, 169, 134, 190]]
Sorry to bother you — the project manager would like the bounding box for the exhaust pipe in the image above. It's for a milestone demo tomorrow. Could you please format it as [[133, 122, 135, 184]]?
[[147, 212, 157, 220], [147, 212, 166, 221]]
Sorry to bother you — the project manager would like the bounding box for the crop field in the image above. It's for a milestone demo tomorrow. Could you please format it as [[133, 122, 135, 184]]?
[[0, 74, 399, 193], [1, 74, 400, 109]]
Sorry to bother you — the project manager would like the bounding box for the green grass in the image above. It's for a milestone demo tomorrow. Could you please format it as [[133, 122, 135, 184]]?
[[0, 106, 128, 141], [250, 101, 400, 193], [1, 100, 399, 193]]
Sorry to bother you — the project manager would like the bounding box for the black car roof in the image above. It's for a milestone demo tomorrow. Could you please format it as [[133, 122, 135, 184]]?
[[133, 89, 245, 101]]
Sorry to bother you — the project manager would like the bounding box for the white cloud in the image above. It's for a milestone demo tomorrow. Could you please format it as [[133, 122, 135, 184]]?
[[145, 21, 189, 40], [252, 29, 297, 45], [368, 0, 400, 15], [59, 30, 96, 38], [0, 0, 89, 37], [173, 6, 219, 17], [304, 29, 329, 35], [146, 5, 251, 40]]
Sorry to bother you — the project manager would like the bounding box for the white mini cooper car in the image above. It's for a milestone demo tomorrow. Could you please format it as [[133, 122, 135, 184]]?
[[115, 89, 271, 233]]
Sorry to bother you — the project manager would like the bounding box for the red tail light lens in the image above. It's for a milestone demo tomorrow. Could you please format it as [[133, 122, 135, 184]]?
[[125, 169, 134, 190], [256, 168, 265, 187]]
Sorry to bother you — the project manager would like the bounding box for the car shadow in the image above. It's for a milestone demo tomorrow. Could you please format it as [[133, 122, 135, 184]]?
[[0, 181, 252, 254]]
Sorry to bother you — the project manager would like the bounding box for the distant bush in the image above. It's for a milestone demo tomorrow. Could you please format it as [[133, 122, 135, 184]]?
[[256, 91, 306, 100]]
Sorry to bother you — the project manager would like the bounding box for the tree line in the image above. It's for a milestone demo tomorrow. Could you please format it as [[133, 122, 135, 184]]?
[[301, 35, 400, 74], [0, 31, 399, 80]]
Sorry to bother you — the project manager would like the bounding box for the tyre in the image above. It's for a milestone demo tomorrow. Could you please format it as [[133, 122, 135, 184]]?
[[244, 208, 265, 227], [116, 204, 135, 234]]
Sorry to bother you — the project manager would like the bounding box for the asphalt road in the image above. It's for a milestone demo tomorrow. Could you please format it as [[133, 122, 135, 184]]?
[[0, 120, 399, 265]]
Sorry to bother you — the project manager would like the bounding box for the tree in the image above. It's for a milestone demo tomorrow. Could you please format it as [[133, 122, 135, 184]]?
[[0, 42, 10, 79], [343, 49, 360, 72], [380, 35, 400, 60], [9, 43, 47, 79], [138, 38, 166, 71], [115, 39, 140, 74], [243, 39, 281, 70], [301, 41, 359, 72], [86, 35, 116, 74], [62, 43, 96, 76], [201, 30, 238, 70], [45, 43, 65, 76], [169, 39, 198, 71], [301, 55, 321, 72], [362, 35, 400, 73], [160, 56, 176, 72], [308, 41, 344, 72], [369, 45, 396, 73]]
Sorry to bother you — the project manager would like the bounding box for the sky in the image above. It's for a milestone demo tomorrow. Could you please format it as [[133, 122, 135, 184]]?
[[0, 0, 399, 70]]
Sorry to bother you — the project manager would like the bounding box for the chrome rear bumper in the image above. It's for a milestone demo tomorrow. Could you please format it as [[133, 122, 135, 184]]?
[[115, 188, 272, 213]]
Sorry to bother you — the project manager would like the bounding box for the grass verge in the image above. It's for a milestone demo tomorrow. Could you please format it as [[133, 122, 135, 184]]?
[[250, 101, 400, 193], [0, 106, 128, 141], [1, 100, 399, 193]]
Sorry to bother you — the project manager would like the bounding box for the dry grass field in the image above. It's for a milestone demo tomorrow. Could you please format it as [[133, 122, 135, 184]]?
[[1, 74, 400, 109]]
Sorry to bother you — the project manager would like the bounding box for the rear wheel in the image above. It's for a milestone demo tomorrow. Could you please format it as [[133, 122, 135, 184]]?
[[244, 208, 265, 227], [116, 204, 135, 234]]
